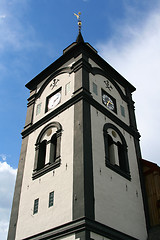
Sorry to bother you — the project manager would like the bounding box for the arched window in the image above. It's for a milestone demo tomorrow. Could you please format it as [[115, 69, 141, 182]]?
[[103, 123, 130, 180], [33, 122, 62, 179], [108, 135, 116, 165], [37, 140, 47, 170], [117, 141, 128, 172], [50, 134, 57, 164]]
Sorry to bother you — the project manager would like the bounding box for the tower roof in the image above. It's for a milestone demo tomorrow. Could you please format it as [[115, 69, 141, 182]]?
[[26, 33, 136, 93]]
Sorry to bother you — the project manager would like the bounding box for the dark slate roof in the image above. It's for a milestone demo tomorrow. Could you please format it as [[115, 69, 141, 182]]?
[[26, 32, 136, 93]]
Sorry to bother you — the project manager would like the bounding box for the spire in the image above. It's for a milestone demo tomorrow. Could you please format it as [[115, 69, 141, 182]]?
[[76, 31, 84, 43]]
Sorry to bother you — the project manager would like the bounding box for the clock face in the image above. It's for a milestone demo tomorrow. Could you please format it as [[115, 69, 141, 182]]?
[[48, 92, 61, 110], [102, 94, 115, 111]]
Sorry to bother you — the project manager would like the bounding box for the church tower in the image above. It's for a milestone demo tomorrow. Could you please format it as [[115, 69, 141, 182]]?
[[8, 31, 148, 240]]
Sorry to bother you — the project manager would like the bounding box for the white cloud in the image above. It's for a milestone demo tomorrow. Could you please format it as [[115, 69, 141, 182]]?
[[97, 7, 160, 166], [0, 221, 8, 240], [0, 161, 17, 174], [0, 160, 17, 240], [0, 0, 41, 52]]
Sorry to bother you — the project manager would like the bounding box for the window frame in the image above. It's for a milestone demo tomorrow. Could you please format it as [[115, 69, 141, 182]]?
[[33, 122, 62, 180], [36, 102, 42, 116], [33, 198, 39, 215], [48, 191, 54, 208], [93, 82, 98, 95], [65, 82, 71, 95], [120, 105, 125, 117], [103, 123, 131, 180], [49, 134, 57, 164], [36, 140, 47, 170]]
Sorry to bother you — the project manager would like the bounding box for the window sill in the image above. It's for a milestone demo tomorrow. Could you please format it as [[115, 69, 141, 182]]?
[[105, 161, 131, 181], [32, 158, 61, 180]]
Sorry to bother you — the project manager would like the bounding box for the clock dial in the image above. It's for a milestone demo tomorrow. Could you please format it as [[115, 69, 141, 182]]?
[[102, 94, 115, 111], [48, 92, 61, 110]]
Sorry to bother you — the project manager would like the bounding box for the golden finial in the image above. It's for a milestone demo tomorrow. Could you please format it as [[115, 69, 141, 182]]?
[[74, 12, 82, 32]]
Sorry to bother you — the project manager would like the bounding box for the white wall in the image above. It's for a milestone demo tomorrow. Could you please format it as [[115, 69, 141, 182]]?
[[15, 70, 75, 239], [91, 106, 147, 240]]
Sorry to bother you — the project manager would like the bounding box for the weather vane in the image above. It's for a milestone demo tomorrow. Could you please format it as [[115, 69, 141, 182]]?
[[74, 12, 82, 32]]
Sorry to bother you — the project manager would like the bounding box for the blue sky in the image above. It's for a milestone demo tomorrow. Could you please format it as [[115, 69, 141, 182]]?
[[1, 0, 160, 239]]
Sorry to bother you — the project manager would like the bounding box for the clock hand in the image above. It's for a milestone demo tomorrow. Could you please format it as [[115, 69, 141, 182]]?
[[107, 100, 111, 106], [53, 96, 59, 102]]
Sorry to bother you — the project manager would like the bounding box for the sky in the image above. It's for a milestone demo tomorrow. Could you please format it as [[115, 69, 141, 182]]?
[[0, 0, 160, 239]]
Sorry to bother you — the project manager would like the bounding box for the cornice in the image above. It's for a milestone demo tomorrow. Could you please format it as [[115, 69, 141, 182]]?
[[21, 89, 140, 140], [32, 159, 61, 180], [23, 217, 139, 240]]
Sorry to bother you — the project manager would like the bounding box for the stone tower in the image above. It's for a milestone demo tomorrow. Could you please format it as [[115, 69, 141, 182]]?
[[8, 33, 148, 240]]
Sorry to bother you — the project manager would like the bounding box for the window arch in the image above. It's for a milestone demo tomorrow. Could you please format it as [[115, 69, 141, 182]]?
[[103, 123, 130, 180], [33, 122, 62, 179]]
